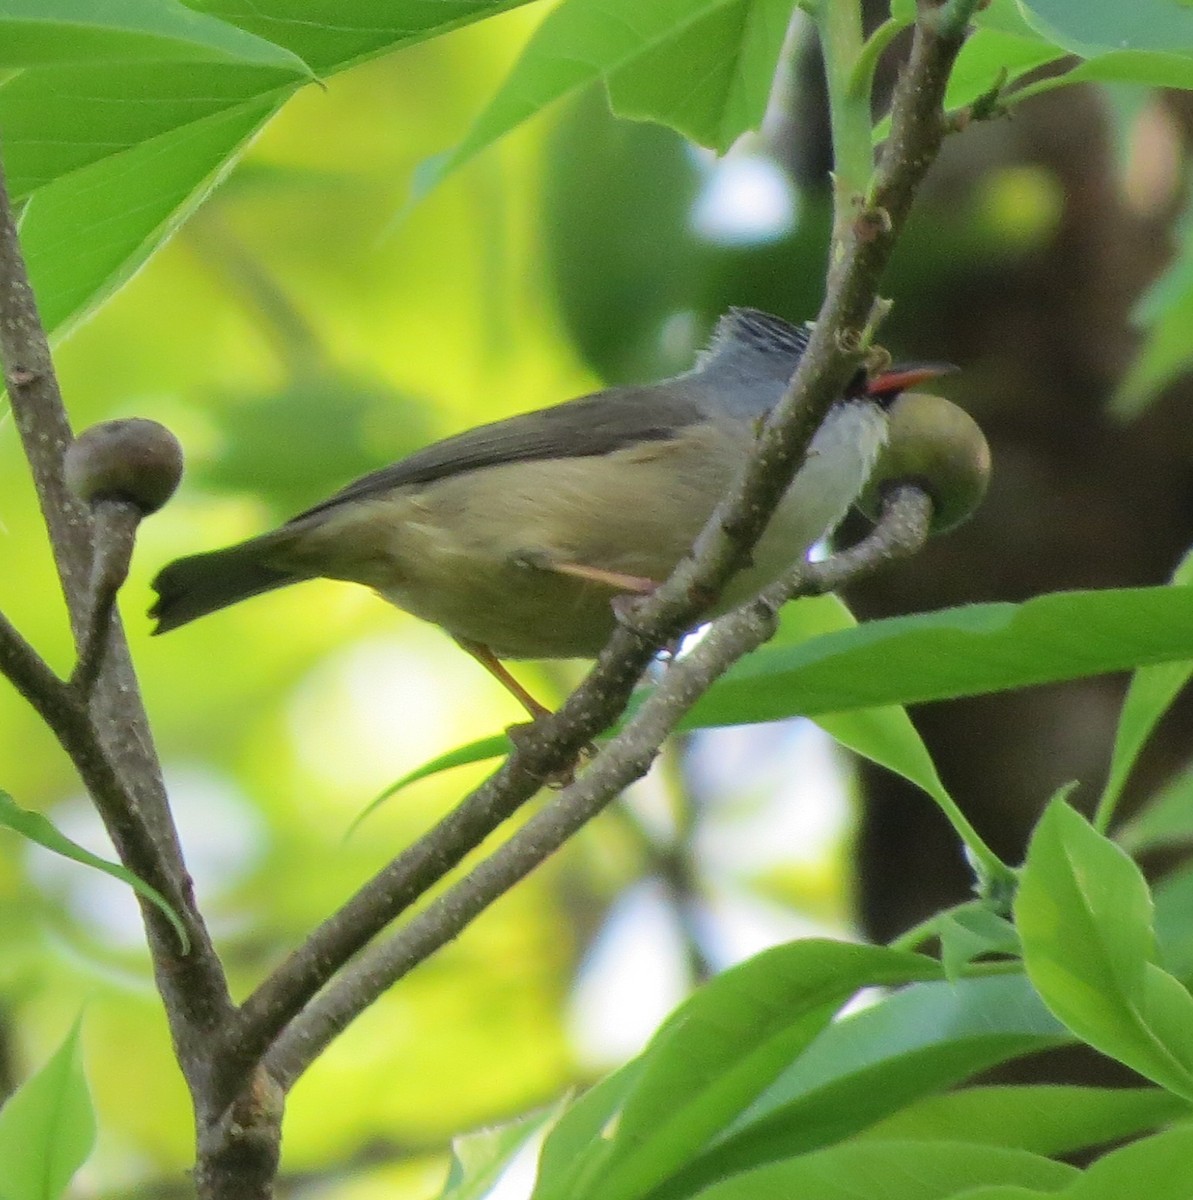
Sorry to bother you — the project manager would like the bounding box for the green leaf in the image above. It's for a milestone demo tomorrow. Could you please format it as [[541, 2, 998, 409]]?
[[415, 0, 794, 204], [1064, 49, 1193, 90], [680, 586, 1193, 727], [1019, 0, 1193, 58], [363, 585, 1193, 808], [1115, 193, 1193, 416], [687, 1139, 1076, 1200], [0, 790, 189, 953], [22, 96, 283, 336], [944, 28, 1064, 112], [659, 974, 1064, 1197], [440, 1101, 565, 1200], [0, 60, 296, 203], [768, 598, 965, 829], [533, 1059, 646, 1200], [1113, 753, 1193, 855], [605, 0, 795, 152], [7, 1, 535, 334], [817, 704, 961, 830], [1098, 548, 1193, 827], [1016, 799, 1193, 1099], [1154, 859, 1193, 981], [532, 940, 941, 1200], [947, 1191, 1051, 1200], [199, 0, 536, 76], [347, 732, 512, 834], [1061, 1125, 1193, 1200], [977, 0, 1054, 39], [0, 0, 311, 71], [866, 1085, 1189, 1158], [936, 903, 1020, 979], [0, 1018, 95, 1200]]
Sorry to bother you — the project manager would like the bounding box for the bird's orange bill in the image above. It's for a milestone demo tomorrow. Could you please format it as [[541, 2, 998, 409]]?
[[454, 636, 551, 720], [866, 362, 958, 398], [550, 562, 660, 594]]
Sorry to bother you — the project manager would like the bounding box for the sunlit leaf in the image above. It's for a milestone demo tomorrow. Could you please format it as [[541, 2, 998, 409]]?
[[0, 0, 311, 71], [1058, 1125, 1193, 1199], [414, 0, 796, 205], [1098, 547, 1193, 828], [7, 0, 536, 333], [605, 0, 795, 151], [533, 940, 940, 1200], [440, 1100, 565, 1200], [681, 586, 1193, 727], [1017, 799, 1193, 1099], [363, 586, 1193, 807], [665, 974, 1064, 1195], [866, 1084, 1189, 1158], [0, 790, 189, 952], [22, 97, 282, 336], [0, 1018, 95, 1200], [684, 1139, 1075, 1200]]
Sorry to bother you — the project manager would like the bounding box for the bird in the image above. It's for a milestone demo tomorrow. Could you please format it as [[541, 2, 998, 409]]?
[[149, 308, 946, 716]]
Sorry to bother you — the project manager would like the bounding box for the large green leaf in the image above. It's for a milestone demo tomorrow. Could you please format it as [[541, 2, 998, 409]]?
[[1016, 799, 1193, 1100], [196, 0, 533, 76], [5, 0, 535, 334], [0, 0, 310, 69], [415, 0, 795, 205], [865, 1085, 1189, 1159], [680, 586, 1193, 728], [1060, 1125, 1193, 1200], [353, 594, 963, 832], [532, 1059, 646, 1200], [0, 1019, 95, 1200], [762, 597, 961, 825], [605, 0, 794, 150], [1020, 0, 1193, 58], [0, 790, 189, 952], [20, 96, 282, 335], [531, 940, 940, 1200], [0, 62, 295, 202], [689, 1139, 1075, 1200], [655, 974, 1064, 1197], [362, 586, 1193, 809]]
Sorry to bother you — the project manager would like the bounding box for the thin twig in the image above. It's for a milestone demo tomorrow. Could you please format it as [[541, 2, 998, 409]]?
[[70, 498, 141, 695]]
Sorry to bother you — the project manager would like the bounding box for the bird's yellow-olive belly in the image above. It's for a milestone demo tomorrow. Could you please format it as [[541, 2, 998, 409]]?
[[269, 414, 873, 658]]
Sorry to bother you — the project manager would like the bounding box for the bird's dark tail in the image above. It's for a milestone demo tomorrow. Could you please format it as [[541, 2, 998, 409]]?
[[149, 534, 303, 634]]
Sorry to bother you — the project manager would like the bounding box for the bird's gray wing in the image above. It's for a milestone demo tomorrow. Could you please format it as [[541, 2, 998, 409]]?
[[289, 385, 708, 524]]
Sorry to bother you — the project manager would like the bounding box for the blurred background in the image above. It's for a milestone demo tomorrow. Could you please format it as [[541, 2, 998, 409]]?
[[2, 3, 1193, 1194]]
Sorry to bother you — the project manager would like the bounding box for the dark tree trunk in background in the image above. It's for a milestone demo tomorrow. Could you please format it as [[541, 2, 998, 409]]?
[[782, 16, 1193, 940]]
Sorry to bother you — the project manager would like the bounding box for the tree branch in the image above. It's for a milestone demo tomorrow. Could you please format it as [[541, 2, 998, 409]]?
[[0, 162, 235, 1104], [228, 0, 981, 1087], [263, 487, 935, 1086]]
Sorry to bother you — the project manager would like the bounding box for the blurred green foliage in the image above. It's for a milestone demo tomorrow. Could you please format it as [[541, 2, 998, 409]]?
[[6, 0, 1193, 1196]]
